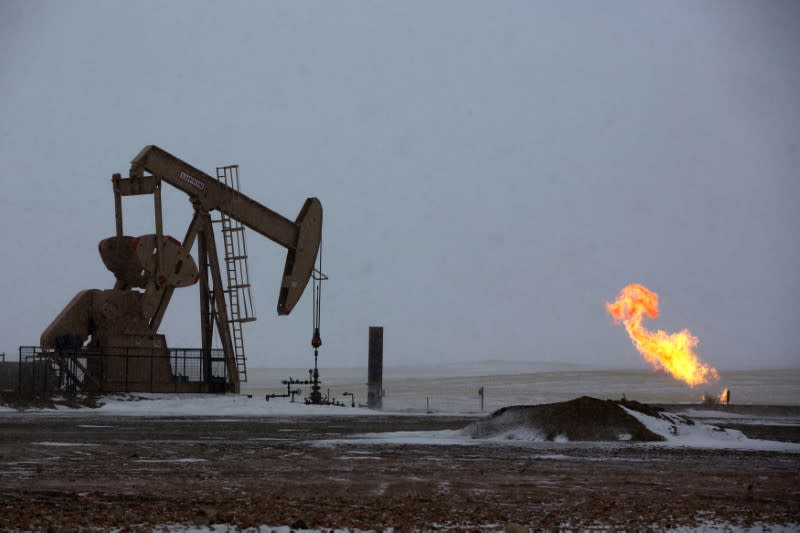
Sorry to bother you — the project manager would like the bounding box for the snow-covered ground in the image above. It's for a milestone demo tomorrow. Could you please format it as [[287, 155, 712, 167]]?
[[620, 405, 800, 452], [3, 393, 798, 531], [677, 408, 800, 427], [5, 365, 799, 414], [3, 389, 799, 452], [317, 424, 800, 453], [87, 393, 378, 417], [245, 365, 800, 412], [307, 401, 800, 452]]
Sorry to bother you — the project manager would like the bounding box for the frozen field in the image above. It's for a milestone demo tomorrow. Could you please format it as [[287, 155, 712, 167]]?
[[2, 364, 799, 530], [1, 407, 800, 531], [241, 363, 800, 413]]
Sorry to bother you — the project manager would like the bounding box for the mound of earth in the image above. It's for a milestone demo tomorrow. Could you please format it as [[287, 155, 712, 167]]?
[[466, 396, 678, 442]]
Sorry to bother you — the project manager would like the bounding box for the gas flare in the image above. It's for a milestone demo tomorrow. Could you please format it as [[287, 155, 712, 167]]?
[[719, 387, 730, 405], [607, 283, 718, 387]]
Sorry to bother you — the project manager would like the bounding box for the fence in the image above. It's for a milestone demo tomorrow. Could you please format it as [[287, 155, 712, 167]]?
[[17, 346, 228, 394]]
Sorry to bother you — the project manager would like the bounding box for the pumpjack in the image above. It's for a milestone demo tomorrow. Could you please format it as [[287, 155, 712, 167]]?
[[39, 146, 322, 393]]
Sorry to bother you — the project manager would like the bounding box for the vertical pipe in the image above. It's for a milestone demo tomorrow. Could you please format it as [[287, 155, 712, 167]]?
[[198, 231, 212, 387], [153, 179, 164, 285], [367, 326, 383, 410], [112, 173, 123, 239]]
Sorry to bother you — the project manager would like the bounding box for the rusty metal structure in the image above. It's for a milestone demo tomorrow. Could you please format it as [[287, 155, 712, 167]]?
[[36, 145, 322, 394]]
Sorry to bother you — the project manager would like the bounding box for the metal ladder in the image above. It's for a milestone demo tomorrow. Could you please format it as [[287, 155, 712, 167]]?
[[214, 165, 256, 383]]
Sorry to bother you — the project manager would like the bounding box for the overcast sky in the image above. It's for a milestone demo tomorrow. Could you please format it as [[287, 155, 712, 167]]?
[[1, 1, 798, 372]]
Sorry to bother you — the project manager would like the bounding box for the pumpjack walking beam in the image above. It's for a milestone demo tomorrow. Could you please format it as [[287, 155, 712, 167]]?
[[128, 145, 322, 315], [113, 145, 322, 392]]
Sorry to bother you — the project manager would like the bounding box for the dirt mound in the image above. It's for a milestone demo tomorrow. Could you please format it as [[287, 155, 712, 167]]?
[[466, 396, 667, 442]]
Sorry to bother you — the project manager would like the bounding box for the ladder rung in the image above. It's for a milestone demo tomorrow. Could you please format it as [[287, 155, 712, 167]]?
[[230, 317, 257, 324], [221, 227, 245, 233]]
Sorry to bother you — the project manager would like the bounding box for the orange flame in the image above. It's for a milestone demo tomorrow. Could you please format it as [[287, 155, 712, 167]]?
[[606, 283, 718, 387], [719, 387, 730, 405]]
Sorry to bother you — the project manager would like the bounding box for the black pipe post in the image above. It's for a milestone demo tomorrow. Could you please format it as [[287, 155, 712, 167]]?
[[367, 326, 383, 410]]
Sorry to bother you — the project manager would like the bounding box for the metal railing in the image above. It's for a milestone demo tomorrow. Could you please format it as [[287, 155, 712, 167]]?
[[17, 346, 228, 394]]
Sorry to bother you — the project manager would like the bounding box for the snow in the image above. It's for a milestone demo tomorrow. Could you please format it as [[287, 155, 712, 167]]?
[[620, 406, 800, 452], [315, 427, 574, 448], [314, 429, 473, 448], [311, 405, 800, 452], [2, 392, 481, 417], [491, 426, 547, 442], [86, 393, 379, 417], [3, 393, 799, 452], [677, 409, 800, 427], [679, 409, 752, 419], [3, 393, 471, 417]]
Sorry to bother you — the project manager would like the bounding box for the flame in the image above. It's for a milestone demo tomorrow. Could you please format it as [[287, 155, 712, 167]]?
[[719, 387, 730, 405], [606, 283, 718, 387]]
